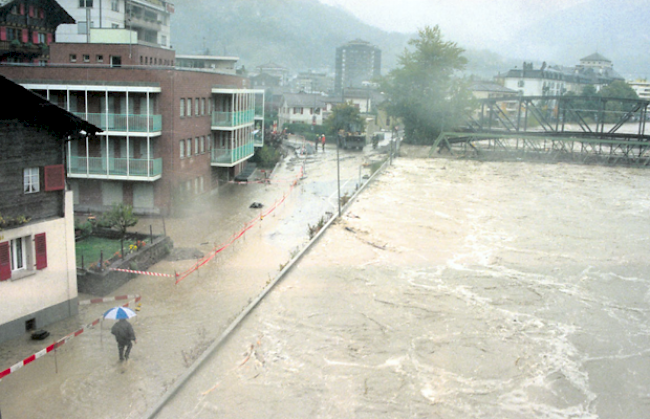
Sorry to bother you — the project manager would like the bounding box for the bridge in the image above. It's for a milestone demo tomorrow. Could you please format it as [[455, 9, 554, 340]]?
[[431, 95, 650, 166]]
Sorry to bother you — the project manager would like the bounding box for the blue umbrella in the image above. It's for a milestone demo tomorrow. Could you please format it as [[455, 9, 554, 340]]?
[[103, 306, 137, 320]]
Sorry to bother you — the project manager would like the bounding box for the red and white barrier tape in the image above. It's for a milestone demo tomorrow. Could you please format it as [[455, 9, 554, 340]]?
[[0, 295, 141, 381], [109, 268, 175, 278], [175, 166, 303, 285]]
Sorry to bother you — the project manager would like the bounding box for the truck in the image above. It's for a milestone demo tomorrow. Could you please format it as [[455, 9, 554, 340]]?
[[338, 131, 366, 150]]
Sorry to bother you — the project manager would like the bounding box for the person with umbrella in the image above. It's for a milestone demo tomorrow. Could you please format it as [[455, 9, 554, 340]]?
[[105, 307, 137, 362]]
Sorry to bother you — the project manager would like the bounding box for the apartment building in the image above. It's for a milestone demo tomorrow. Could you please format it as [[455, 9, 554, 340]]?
[[0, 75, 101, 344], [0, 42, 264, 216], [55, 0, 173, 49]]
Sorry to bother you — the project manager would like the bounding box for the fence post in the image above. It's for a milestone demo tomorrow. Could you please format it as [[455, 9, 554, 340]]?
[[150, 225, 154, 244]]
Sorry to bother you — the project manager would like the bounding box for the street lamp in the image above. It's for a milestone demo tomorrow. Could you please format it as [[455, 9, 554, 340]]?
[[336, 133, 342, 217]]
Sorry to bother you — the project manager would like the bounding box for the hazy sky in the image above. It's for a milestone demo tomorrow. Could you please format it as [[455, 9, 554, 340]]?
[[319, 0, 587, 49]]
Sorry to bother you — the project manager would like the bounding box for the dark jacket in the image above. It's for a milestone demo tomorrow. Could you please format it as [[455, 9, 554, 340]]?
[[111, 320, 136, 344]]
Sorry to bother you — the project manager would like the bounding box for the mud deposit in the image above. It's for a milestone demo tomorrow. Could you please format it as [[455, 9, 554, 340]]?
[[160, 158, 650, 419]]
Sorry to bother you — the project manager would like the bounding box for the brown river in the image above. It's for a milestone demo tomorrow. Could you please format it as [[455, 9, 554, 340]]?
[[1, 145, 650, 418]]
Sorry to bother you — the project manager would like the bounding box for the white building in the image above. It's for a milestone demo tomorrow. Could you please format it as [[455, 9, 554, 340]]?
[[500, 53, 625, 97], [55, 0, 173, 49]]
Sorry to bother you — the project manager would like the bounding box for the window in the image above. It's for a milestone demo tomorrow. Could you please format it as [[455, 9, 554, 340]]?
[[200, 136, 205, 154], [110, 55, 121, 67], [186, 139, 192, 156], [79, 0, 93, 7], [38, 33, 45, 44], [111, 23, 119, 29], [179, 98, 185, 117], [160, 35, 166, 46], [111, 0, 119, 11], [0, 233, 47, 281], [6, 28, 18, 41], [195, 98, 199, 116], [24, 167, 39, 194], [187, 98, 192, 117], [179, 140, 185, 158], [10, 238, 25, 272], [78, 21, 87, 35], [201, 98, 206, 116], [518, 80, 525, 88], [83, 54, 90, 62], [96, 54, 103, 63], [70, 54, 77, 62], [39, 8, 44, 18], [194, 137, 199, 155]]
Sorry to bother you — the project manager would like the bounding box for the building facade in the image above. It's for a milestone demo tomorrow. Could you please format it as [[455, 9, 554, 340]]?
[[499, 53, 625, 97], [54, 0, 173, 49], [0, 75, 100, 344], [0, 0, 74, 64], [0, 42, 264, 216], [334, 39, 381, 93]]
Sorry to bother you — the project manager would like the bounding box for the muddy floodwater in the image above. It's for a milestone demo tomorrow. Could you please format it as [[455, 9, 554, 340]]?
[[159, 155, 650, 419], [2, 149, 650, 419]]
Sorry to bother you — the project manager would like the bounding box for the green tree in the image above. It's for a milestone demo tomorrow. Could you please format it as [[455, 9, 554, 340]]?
[[600, 81, 639, 123], [101, 203, 138, 239], [380, 26, 473, 144], [324, 102, 366, 134]]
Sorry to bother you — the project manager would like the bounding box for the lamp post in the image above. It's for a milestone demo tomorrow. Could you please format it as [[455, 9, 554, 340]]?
[[336, 133, 342, 217]]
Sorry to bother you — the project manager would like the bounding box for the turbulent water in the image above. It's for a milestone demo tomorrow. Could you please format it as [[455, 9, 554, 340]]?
[[159, 156, 650, 419], [2, 151, 650, 419]]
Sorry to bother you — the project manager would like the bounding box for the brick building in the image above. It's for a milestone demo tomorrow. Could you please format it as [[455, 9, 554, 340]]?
[[0, 75, 100, 343], [0, 42, 264, 216]]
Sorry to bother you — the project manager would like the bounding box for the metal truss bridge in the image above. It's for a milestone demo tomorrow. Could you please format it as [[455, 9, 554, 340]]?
[[431, 95, 650, 166]]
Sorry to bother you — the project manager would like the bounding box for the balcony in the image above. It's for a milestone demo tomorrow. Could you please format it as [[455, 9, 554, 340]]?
[[210, 142, 254, 166], [72, 112, 162, 134], [253, 130, 264, 148], [255, 105, 264, 118], [68, 156, 162, 181], [211, 109, 255, 129]]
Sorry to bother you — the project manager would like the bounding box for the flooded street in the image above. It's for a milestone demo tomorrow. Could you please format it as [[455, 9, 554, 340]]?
[[2, 146, 650, 418]]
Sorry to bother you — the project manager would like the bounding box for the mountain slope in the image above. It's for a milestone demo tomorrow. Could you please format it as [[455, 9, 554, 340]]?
[[170, 0, 411, 73]]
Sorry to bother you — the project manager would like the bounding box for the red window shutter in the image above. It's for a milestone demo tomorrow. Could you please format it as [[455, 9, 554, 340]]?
[[44, 164, 65, 191], [32, 31, 38, 44], [0, 27, 6, 41], [35, 233, 47, 270], [46, 33, 52, 44], [28, 5, 34, 17], [0, 242, 11, 281], [19, 3, 24, 15], [21, 29, 28, 43]]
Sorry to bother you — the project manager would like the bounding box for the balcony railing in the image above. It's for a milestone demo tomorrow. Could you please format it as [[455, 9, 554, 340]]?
[[72, 112, 162, 132], [210, 142, 254, 165], [211, 109, 255, 128], [68, 156, 162, 179]]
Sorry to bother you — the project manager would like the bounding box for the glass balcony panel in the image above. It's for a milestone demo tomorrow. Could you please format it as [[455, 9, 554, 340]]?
[[72, 112, 162, 132]]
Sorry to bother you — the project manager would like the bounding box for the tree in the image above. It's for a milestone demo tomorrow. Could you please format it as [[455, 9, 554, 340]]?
[[380, 26, 474, 144], [324, 102, 366, 134], [600, 81, 639, 123], [101, 203, 138, 239]]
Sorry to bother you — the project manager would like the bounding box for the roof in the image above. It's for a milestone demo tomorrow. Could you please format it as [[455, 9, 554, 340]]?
[[282, 93, 327, 108], [469, 82, 517, 94], [176, 55, 239, 62], [580, 53, 611, 63], [0, 75, 102, 137]]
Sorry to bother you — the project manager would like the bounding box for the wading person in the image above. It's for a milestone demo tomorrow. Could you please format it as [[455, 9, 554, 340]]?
[[111, 318, 137, 361]]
